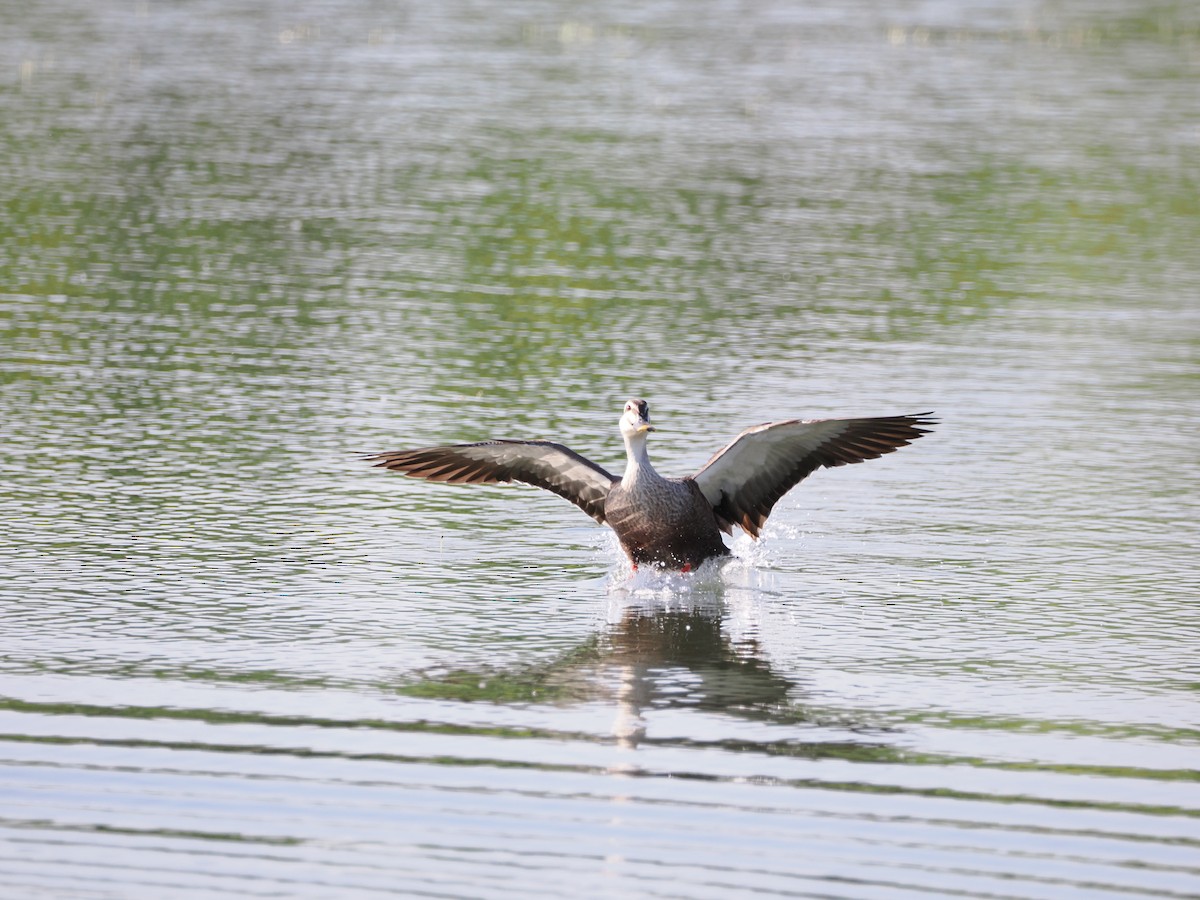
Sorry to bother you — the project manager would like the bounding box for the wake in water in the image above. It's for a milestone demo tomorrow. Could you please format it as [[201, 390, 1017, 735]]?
[[598, 531, 793, 635], [600, 522, 803, 595]]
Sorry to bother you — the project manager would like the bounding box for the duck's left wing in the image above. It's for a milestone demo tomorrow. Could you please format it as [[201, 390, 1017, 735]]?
[[690, 414, 935, 537]]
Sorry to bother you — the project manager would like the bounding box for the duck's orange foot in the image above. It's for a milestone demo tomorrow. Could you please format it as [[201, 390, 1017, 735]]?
[[680, 563, 692, 574]]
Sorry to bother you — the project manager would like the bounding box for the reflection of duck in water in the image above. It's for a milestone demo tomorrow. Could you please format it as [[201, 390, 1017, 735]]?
[[400, 590, 796, 747], [605, 601, 794, 748], [370, 400, 934, 571], [399, 596, 903, 762]]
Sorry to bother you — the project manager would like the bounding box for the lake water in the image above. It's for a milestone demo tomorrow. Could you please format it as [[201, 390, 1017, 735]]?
[[2, 1, 1199, 897]]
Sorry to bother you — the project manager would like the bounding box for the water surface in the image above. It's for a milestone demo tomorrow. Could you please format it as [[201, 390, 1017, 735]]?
[[2, 1, 1199, 897]]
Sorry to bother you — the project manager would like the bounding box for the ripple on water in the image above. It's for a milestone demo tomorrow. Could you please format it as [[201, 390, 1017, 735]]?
[[4, 0, 1200, 896]]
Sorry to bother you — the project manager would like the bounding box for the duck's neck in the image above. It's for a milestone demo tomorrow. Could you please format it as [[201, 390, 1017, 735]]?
[[622, 432, 657, 485]]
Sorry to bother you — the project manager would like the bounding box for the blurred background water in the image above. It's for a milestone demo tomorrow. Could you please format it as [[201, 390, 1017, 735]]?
[[2, 1, 1199, 897]]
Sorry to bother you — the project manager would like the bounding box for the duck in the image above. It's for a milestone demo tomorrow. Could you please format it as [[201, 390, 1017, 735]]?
[[368, 399, 934, 571]]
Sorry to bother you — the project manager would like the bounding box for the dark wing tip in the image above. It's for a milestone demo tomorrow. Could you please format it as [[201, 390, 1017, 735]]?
[[823, 413, 937, 466], [362, 447, 494, 482], [855, 412, 937, 444], [900, 412, 937, 444]]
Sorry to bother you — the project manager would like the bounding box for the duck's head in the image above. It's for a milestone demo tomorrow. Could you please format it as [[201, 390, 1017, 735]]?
[[619, 398, 655, 439]]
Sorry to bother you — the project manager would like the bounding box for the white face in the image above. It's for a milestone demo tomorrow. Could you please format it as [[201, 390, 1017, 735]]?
[[620, 399, 653, 436]]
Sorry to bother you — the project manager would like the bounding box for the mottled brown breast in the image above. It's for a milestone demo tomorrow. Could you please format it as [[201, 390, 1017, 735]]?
[[604, 477, 729, 569]]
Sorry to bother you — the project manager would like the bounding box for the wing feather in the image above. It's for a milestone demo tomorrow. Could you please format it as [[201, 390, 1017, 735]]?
[[691, 413, 935, 538], [366, 440, 618, 524]]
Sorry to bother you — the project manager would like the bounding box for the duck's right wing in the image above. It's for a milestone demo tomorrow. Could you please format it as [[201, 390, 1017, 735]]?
[[367, 440, 619, 524]]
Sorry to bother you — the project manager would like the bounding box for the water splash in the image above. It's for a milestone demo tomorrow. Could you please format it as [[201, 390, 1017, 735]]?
[[729, 521, 804, 569]]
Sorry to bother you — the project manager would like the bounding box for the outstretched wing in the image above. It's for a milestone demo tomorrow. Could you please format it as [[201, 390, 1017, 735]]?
[[366, 440, 619, 524], [691, 413, 935, 538]]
